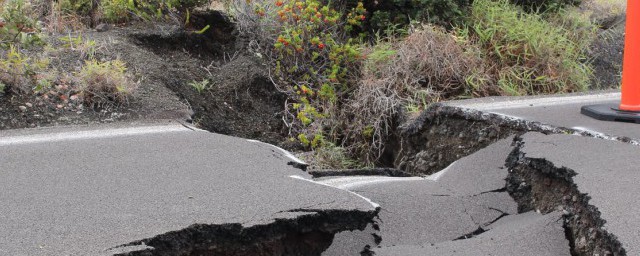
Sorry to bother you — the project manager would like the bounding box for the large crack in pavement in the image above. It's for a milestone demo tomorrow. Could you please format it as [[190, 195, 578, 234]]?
[[505, 133, 637, 256]]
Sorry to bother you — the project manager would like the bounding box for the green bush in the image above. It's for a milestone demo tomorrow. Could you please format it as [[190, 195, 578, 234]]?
[[465, 0, 592, 95], [101, 0, 210, 22], [342, 0, 471, 33], [0, 0, 44, 48], [235, 0, 366, 148]]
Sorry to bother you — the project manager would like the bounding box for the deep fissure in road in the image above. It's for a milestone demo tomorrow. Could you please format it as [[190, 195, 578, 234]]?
[[505, 137, 625, 256]]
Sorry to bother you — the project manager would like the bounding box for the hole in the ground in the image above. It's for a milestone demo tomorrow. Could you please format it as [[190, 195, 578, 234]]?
[[130, 10, 235, 60], [129, 13, 289, 147]]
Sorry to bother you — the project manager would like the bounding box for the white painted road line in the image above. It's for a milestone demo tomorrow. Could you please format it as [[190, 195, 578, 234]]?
[[451, 92, 620, 110], [290, 175, 381, 209], [0, 125, 192, 146], [246, 139, 307, 165], [315, 176, 427, 190]]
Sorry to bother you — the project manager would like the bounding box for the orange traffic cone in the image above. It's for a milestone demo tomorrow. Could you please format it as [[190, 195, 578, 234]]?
[[619, 0, 639, 112], [582, 0, 640, 123]]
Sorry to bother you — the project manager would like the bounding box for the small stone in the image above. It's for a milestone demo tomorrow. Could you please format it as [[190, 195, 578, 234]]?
[[95, 23, 110, 32], [25, 103, 33, 108], [18, 106, 27, 112], [572, 195, 578, 202]]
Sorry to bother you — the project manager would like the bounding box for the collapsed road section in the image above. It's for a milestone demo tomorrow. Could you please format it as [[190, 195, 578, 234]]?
[[0, 121, 378, 255], [321, 137, 571, 256], [320, 92, 640, 255]]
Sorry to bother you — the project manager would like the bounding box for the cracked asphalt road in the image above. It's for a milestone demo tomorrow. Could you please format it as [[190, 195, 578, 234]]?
[[0, 121, 377, 255], [2, 91, 638, 256]]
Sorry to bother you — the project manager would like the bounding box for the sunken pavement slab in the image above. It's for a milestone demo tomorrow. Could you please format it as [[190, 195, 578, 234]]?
[[0, 122, 377, 255], [321, 137, 570, 255]]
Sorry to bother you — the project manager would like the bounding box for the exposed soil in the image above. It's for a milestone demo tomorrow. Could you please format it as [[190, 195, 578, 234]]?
[[126, 11, 288, 145], [589, 18, 625, 90], [387, 104, 573, 175], [1, 10, 288, 147]]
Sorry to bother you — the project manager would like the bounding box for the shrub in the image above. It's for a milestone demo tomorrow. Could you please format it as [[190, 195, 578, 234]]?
[[341, 0, 471, 33], [340, 25, 488, 163], [465, 0, 593, 95], [0, 45, 49, 94], [77, 59, 135, 107], [234, 0, 366, 148], [0, 0, 44, 48]]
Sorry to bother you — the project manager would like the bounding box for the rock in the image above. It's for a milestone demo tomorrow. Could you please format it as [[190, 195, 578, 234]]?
[[18, 106, 27, 112], [95, 23, 110, 32], [25, 103, 33, 108]]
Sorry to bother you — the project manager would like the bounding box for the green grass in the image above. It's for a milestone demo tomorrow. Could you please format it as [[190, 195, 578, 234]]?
[[467, 0, 594, 96]]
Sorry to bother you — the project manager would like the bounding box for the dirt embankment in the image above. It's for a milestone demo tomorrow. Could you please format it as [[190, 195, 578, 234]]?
[[1, 10, 289, 146]]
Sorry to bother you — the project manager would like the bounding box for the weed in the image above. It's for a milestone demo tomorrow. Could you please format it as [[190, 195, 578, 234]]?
[[60, 33, 98, 59], [77, 59, 135, 107], [188, 79, 210, 93], [303, 143, 369, 169]]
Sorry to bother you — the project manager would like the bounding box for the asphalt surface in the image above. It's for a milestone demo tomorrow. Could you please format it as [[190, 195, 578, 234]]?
[[446, 92, 640, 140], [519, 132, 640, 255], [374, 211, 569, 256], [0, 121, 377, 255], [322, 137, 568, 255]]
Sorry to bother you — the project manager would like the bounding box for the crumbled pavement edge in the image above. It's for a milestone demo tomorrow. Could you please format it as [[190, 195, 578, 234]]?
[[390, 103, 640, 176]]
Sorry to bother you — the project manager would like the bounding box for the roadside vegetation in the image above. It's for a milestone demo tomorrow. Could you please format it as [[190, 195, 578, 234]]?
[[231, 0, 601, 167], [0, 0, 624, 168]]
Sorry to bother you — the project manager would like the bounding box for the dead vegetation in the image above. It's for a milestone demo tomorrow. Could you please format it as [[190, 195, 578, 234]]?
[[340, 25, 490, 163]]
